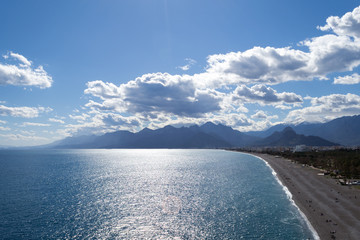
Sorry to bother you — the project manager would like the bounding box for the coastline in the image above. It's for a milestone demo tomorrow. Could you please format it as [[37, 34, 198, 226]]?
[[250, 153, 360, 240]]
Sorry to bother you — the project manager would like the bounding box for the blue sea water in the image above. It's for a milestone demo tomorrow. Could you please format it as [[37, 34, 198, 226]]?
[[0, 149, 315, 239]]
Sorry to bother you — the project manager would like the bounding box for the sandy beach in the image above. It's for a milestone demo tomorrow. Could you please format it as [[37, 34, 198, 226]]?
[[251, 153, 360, 240]]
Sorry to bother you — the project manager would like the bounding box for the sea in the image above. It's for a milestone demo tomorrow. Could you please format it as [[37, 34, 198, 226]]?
[[0, 149, 316, 239]]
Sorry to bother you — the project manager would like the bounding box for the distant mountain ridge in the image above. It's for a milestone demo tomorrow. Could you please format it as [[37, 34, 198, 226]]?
[[253, 127, 339, 147], [48, 118, 349, 149], [52, 122, 259, 149], [246, 115, 360, 146]]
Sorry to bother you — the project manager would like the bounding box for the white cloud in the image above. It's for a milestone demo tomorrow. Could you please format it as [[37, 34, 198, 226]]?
[[85, 73, 224, 117], [191, 6, 360, 88], [231, 84, 303, 106], [285, 93, 360, 124], [248, 111, 279, 131], [0, 133, 47, 142], [318, 6, 360, 38], [101, 113, 141, 128], [197, 33, 360, 87], [84, 80, 121, 99], [64, 112, 142, 136], [201, 112, 279, 132], [69, 113, 90, 122], [0, 52, 52, 88], [177, 58, 197, 71], [274, 104, 293, 110], [179, 65, 190, 71], [208, 113, 254, 127], [197, 47, 311, 87], [334, 73, 360, 84], [66, 5, 360, 135], [139, 112, 256, 132], [21, 122, 51, 127], [8, 52, 32, 67], [0, 104, 51, 118], [48, 118, 65, 124], [0, 126, 10, 131], [302, 34, 360, 75], [85, 76, 301, 126], [251, 110, 268, 119]]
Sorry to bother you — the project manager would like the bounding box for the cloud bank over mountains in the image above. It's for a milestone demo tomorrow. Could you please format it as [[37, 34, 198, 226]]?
[[285, 94, 360, 124]]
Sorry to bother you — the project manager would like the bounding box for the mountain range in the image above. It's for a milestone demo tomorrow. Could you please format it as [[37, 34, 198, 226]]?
[[46, 115, 360, 149], [247, 115, 360, 146], [50, 123, 259, 149]]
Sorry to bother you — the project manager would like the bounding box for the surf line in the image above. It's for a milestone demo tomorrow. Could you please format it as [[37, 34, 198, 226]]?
[[249, 153, 320, 240]]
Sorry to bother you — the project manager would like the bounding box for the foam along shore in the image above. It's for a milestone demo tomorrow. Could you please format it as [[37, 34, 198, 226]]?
[[251, 153, 360, 240]]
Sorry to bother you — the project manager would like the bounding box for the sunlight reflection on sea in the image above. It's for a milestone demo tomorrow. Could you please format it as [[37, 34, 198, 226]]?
[[0, 149, 314, 239]]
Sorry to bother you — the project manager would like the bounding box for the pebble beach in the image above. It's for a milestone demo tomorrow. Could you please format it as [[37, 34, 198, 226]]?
[[252, 153, 360, 240]]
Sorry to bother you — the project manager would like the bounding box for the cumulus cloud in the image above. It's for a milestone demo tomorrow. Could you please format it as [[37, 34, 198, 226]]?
[[251, 110, 268, 119], [85, 73, 224, 117], [285, 93, 360, 123], [334, 73, 360, 84], [318, 6, 360, 38], [192, 6, 360, 88], [0, 104, 52, 118], [84, 80, 121, 99], [197, 34, 360, 87], [0, 52, 53, 88], [65, 112, 142, 136], [302, 34, 360, 75], [197, 47, 311, 86], [231, 84, 303, 106]]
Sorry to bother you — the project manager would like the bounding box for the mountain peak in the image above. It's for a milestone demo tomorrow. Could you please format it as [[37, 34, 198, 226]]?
[[139, 127, 152, 132], [202, 122, 217, 127], [247, 114, 360, 146], [201, 121, 230, 129], [163, 125, 176, 129], [282, 126, 296, 134], [256, 125, 338, 147], [50, 122, 258, 148], [48, 114, 360, 149]]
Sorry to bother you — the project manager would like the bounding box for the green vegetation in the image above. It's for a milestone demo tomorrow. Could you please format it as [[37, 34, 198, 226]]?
[[265, 149, 360, 179]]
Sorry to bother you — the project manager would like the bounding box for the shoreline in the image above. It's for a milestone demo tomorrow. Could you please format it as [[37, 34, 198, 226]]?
[[250, 153, 360, 240]]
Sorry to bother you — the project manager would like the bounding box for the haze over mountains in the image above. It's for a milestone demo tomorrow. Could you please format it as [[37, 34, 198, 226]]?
[[48, 115, 360, 149]]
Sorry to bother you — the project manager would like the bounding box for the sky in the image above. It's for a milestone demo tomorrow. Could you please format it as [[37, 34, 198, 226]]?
[[1, 0, 360, 146]]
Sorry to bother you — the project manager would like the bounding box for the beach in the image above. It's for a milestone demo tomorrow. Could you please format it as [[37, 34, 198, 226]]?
[[252, 153, 360, 240]]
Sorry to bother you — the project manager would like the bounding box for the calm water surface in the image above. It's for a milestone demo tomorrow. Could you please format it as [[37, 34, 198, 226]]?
[[0, 149, 314, 239]]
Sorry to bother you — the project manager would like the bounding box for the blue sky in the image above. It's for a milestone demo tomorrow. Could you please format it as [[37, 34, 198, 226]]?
[[1, 0, 360, 146]]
